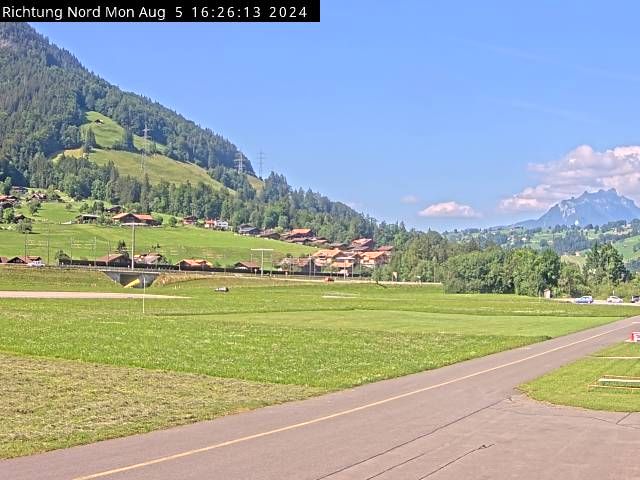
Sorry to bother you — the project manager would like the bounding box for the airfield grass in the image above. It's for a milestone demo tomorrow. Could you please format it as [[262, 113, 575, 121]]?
[[0, 353, 319, 459], [0, 202, 314, 263], [0, 268, 637, 457], [522, 343, 640, 412]]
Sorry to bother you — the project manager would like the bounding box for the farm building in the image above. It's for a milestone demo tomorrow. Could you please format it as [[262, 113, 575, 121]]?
[[112, 213, 159, 226], [177, 259, 212, 270], [350, 238, 375, 250], [258, 229, 281, 240], [234, 261, 260, 271], [134, 253, 170, 267], [182, 215, 197, 225], [105, 205, 123, 214], [238, 224, 260, 235], [0, 255, 42, 264], [95, 253, 130, 267], [279, 257, 318, 274], [76, 214, 99, 224], [361, 251, 390, 268]]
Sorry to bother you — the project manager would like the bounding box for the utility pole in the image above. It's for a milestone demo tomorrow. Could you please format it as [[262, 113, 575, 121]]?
[[131, 223, 136, 270], [258, 150, 265, 179], [141, 123, 150, 174]]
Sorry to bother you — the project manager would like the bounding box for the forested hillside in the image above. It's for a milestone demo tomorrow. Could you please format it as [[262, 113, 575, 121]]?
[[0, 22, 246, 175], [0, 22, 379, 242]]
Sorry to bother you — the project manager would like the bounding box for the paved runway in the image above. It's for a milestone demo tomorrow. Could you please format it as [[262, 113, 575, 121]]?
[[2, 316, 639, 480], [0, 291, 183, 299]]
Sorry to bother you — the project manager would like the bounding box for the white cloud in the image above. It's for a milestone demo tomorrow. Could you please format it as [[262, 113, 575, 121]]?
[[418, 201, 480, 218], [499, 144, 640, 212], [401, 194, 419, 204]]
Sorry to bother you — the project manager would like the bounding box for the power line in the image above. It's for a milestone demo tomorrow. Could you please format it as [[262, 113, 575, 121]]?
[[235, 152, 245, 175]]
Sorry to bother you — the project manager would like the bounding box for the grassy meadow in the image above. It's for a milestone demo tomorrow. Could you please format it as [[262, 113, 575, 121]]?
[[0, 201, 314, 265], [522, 342, 640, 412], [0, 267, 637, 457]]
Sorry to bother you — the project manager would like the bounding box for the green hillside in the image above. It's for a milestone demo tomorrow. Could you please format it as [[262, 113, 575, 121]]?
[[56, 112, 227, 190], [81, 111, 167, 153], [1, 202, 314, 266]]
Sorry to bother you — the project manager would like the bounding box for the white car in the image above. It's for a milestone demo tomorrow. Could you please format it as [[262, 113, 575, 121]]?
[[607, 296, 624, 304], [27, 260, 45, 267]]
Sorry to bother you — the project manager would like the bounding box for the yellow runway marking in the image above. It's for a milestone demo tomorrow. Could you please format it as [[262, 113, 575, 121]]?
[[74, 322, 633, 480]]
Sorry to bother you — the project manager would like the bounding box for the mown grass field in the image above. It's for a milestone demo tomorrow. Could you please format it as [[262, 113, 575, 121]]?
[[0, 267, 637, 458], [522, 342, 640, 412], [0, 202, 314, 265]]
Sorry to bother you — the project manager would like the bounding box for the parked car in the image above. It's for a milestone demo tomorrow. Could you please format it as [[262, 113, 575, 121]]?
[[27, 260, 45, 267], [631, 295, 640, 303], [575, 295, 594, 304], [607, 295, 624, 304]]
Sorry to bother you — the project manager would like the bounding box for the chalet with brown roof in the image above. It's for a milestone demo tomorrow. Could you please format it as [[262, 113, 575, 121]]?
[[105, 205, 123, 214], [361, 251, 390, 268], [134, 253, 170, 266], [112, 213, 158, 226], [76, 214, 99, 224], [234, 261, 260, 271], [177, 259, 212, 270], [258, 229, 281, 240], [96, 253, 130, 267], [283, 228, 313, 243], [27, 192, 47, 201], [377, 245, 394, 252], [279, 257, 318, 274], [0, 255, 42, 264], [312, 248, 343, 267], [350, 238, 375, 250], [182, 215, 197, 226]]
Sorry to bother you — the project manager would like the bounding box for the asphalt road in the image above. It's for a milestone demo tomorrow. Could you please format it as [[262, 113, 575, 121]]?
[[2, 316, 640, 480], [0, 291, 183, 299]]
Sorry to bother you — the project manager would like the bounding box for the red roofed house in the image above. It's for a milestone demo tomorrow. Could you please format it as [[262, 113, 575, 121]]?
[[361, 251, 390, 268]]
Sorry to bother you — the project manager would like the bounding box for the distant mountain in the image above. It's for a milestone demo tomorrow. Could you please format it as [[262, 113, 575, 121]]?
[[516, 189, 640, 228]]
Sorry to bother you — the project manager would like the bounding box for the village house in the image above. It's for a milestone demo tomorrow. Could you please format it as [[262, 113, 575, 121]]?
[[258, 229, 281, 240], [0, 255, 42, 265], [95, 253, 130, 267], [238, 224, 260, 236], [112, 213, 159, 226], [134, 253, 170, 267], [377, 245, 394, 253], [105, 205, 123, 214], [312, 248, 343, 267], [234, 261, 260, 271], [283, 228, 313, 242], [279, 257, 318, 274], [10, 186, 27, 195], [27, 192, 47, 202], [361, 251, 390, 268], [349, 238, 375, 251], [182, 215, 197, 226], [76, 214, 99, 224], [177, 258, 213, 270]]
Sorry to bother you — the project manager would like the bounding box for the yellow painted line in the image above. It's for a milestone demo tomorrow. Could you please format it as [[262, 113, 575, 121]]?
[[73, 322, 633, 480]]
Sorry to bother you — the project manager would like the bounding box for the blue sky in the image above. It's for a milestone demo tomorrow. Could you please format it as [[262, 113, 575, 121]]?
[[34, 1, 640, 230]]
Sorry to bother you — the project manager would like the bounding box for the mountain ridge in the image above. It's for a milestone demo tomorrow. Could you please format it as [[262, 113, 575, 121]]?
[[515, 189, 640, 228]]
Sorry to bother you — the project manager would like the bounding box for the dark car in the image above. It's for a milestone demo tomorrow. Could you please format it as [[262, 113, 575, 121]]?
[[632, 295, 640, 303]]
